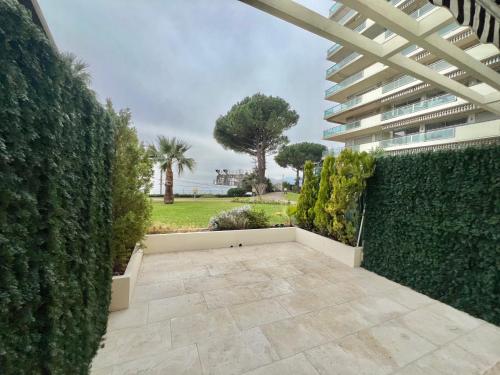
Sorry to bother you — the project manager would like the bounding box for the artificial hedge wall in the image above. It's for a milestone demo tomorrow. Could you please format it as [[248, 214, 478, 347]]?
[[363, 145, 500, 325], [0, 1, 114, 373]]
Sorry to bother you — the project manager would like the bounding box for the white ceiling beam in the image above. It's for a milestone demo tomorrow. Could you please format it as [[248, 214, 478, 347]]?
[[238, 0, 500, 114], [342, 0, 500, 91]]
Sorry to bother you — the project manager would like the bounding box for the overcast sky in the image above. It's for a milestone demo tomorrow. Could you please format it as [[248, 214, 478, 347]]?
[[39, 0, 338, 192]]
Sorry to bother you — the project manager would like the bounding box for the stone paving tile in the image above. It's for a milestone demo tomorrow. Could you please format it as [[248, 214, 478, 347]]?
[[197, 327, 279, 375], [93, 243, 500, 374], [243, 353, 320, 375], [107, 304, 148, 331], [131, 279, 185, 304], [203, 285, 262, 309], [397, 302, 481, 345], [171, 307, 239, 348], [305, 320, 436, 375], [92, 321, 172, 369], [251, 279, 295, 298], [183, 275, 233, 293], [148, 293, 208, 323], [229, 298, 291, 330], [383, 286, 434, 310], [108, 345, 202, 375], [260, 314, 332, 358], [207, 261, 247, 276]]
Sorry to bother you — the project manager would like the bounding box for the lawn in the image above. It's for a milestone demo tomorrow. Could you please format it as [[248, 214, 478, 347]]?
[[149, 198, 291, 232]]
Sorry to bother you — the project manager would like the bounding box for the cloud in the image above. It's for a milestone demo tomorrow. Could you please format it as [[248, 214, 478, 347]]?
[[39, 0, 340, 190]]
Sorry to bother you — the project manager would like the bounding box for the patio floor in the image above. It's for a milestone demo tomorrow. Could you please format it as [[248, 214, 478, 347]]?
[[91, 242, 500, 375]]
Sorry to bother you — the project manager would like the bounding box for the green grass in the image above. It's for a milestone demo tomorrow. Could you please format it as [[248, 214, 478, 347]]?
[[283, 192, 299, 202], [150, 198, 290, 232]]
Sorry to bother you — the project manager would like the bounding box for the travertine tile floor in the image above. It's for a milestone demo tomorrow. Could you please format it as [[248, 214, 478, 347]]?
[[91, 242, 500, 375]]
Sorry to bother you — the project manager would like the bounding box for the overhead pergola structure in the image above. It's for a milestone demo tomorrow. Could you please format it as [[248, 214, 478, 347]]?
[[239, 0, 500, 115]]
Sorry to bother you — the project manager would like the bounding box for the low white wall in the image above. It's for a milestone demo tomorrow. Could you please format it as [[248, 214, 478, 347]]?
[[109, 247, 143, 312], [143, 227, 296, 254], [295, 228, 363, 267]]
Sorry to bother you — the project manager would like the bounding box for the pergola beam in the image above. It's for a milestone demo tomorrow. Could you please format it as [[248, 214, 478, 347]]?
[[238, 0, 500, 115]]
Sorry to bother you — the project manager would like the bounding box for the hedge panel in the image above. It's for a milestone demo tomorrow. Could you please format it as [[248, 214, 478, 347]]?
[[363, 146, 500, 325], [0, 1, 114, 373]]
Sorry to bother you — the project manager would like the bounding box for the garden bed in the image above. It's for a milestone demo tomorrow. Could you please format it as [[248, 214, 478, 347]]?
[[109, 246, 143, 311]]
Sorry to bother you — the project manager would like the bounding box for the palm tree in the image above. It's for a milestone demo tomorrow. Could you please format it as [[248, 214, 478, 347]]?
[[149, 137, 196, 204]]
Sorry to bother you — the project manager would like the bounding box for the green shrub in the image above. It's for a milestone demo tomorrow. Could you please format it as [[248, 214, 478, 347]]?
[[227, 187, 247, 197], [363, 146, 500, 325], [108, 102, 153, 274], [0, 1, 113, 373], [313, 155, 335, 236], [295, 161, 319, 230], [326, 149, 374, 245], [208, 206, 270, 230]]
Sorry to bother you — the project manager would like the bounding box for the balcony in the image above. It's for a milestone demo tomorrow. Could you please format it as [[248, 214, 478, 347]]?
[[385, 3, 435, 38], [326, 53, 361, 78], [381, 94, 457, 121], [338, 9, 357, 25], [329, 2, 343, 17], [379, 127, 455, 148], [323, 120, 361, 139], [324, 96, 361, 118], [325, 71, 364, 98]]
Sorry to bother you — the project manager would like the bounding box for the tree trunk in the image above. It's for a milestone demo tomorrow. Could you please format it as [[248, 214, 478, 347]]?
[[295, 169, 300, 191], [164, 164, 174, 204], [256, 148, 266, 188]]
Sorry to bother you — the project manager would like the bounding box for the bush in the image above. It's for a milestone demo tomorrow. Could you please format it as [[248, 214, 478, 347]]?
[[208, 206, 270, 230], [314, 155, 335, 236], [227, 187, 247, 197], [326, 149, 374, 246], [0, 1, 113, 373], [363, 146, 500, 325], [108, 102, 153, 274], [295, 161, 319, 230]]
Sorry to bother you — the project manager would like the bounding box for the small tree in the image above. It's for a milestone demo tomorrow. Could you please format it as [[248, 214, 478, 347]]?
[[149, 137, 196, 204], [107, 101, 153, 273], [214, 93, 299, 188], [295, 161, 319, 230], [313, 155, 335, 236], [275, 142, 326, 190], [326, 149, 375, 246]]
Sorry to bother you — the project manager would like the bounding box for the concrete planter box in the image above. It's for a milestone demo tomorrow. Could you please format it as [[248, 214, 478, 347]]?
[[109, 246, 143, 312], [295, 227, 363, 267], [143, 226, 362, 267]]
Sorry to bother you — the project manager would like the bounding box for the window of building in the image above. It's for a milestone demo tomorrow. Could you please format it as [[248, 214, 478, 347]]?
[[425, 117, 467, 131], [393, 126, 420, 137]]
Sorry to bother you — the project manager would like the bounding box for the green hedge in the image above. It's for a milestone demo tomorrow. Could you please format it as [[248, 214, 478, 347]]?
[[0, 1, 114, 373], [363, 146, 500, 325]]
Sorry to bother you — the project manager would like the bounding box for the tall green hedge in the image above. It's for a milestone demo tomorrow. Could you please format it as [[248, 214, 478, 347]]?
[[363, 146, 500, 325], [0, 1, 114, 373]]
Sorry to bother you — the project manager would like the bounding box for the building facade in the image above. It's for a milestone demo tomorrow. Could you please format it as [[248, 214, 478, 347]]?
[[323, 0, 500, 154]]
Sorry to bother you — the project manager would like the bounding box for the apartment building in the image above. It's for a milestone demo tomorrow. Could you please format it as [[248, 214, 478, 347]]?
[[323, 0, 500, 154]]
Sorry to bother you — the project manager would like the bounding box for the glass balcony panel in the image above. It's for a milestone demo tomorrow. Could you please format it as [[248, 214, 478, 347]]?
[[382, 75, 416, 93], [438, 23, 460, 36], [379, 127, 455, 147], [327, 43, 342, 56], [381, 94, 457, 120], [326, 52, 361, 77], [325, 71, 364, 97], [324, 96, 361, 118], [323, 120, 361, 138], [353, 21, 366, 33], [329, 2, 343, 17], [338, 9, 356, 25], [410, 2, 434, 19], [401, 44, 418, 56]]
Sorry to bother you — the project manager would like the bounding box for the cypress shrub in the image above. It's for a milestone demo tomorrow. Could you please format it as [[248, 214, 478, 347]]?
[[363, 146, 500, 325], [295, 161, 318, 230], [326, 149, 374, 245], [313, 155, 335, 236], [108, 102, 153, 274], [0, 1, 114, 373]]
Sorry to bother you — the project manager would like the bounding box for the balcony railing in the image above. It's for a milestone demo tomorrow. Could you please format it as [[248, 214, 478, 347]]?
[[385, 3, 435, 38], [326, 52, 361, 77], [325, 71, 364, 97], [401, 44, 418, 56], [329, 2, 343, 17], [381, 94, 457, 120], [327, 43, 342, 57], [323, 120, 361, 138], [338, 9, 357, 25], [353, 21, 367, 33], [381, 60, 453, 93], [379, 127, 455, 148], [438, 23, 460, 36], [324, 96, 361, 118]]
